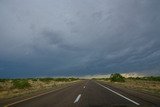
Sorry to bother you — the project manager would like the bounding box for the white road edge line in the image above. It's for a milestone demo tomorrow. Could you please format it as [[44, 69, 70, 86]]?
[[4, 84, 74, 107], [74, 94, 81, 103], [96, 82, 140, 106]]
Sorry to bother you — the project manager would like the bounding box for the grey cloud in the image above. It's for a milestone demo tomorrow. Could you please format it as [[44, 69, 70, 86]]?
[[0, 0, 160, 77], [41, 30, 63, 45], [38, 30, 83, 52]]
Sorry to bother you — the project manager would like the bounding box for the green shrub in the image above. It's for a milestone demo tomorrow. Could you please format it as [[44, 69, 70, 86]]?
[[54, 78, 70, 82], [38, 77, 79, 82], [145, 76, 160, 81], [39, 78, 54, 83], [0, 79, 8, 82], [12, 79, 31, 89], [28, 78, 38, 81], [128, 76, 160, 81], [110, 73, 125, 82], [39, 78, 65, 82], [31, 78, 38, 81]]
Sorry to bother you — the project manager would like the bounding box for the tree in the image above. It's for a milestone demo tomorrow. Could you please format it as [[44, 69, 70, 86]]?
[[110, 73, 125, 82]]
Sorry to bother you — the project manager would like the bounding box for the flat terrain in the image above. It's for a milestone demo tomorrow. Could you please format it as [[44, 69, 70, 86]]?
[[101, 79, 160, 97], [1, 80, 160, 107], [0, 79, 78, 99]]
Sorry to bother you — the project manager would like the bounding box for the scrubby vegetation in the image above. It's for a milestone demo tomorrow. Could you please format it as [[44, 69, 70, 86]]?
[[12, 79, 31, 89], [0, 79, 9, 82], [96, 74, 160, 96], [0, 77, 79, 99], [92, 78, 110, 81], [38, 77, 79, 82], [110, 73, 125, 82], [95, 73, 160, 82], [105, 78, 160, 96], [128, 76, 160, 81], [0, 77, 79, 83]]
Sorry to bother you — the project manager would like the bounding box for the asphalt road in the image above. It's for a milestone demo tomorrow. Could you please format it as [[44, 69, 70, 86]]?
[[2, 80, 160, 107]]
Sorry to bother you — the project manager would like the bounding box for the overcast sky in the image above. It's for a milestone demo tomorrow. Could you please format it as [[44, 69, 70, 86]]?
[[0, 0, 160, 78]]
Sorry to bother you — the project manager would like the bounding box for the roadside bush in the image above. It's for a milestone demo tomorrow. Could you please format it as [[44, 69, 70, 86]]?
[[0, 79, 8, 82], [144, 76, 160, 81], [128, 76, 160, 81], [31, 78, 38, 81], [93, 78, 110, 81], [12, 79, 31, 89], [110, 73, 125, 82], [54, 78, 70, 82], [28, 78, 38, 81], [38, 77, 79, 82], [39, 78, 53, 83]]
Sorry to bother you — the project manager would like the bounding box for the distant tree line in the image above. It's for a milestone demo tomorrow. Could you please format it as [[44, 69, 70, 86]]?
[[92, 73, 160, 82], [128, 76, 160, 81], [38, 77, 79, 82]]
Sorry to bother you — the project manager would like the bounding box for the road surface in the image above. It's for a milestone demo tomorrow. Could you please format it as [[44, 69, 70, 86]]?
[[1, 80, 160, 107]]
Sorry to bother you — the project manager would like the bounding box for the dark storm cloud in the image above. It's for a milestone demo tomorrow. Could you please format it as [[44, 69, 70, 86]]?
[[42, 30, 64, 45], [0, 0, 160, 78]]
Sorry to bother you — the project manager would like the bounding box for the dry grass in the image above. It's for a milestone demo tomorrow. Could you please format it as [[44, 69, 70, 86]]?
[[101, 79, 160, 96], [0, 79, 78, 99]]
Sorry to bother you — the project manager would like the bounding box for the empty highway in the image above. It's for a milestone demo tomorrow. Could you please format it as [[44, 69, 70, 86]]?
[[1, 80, 160, 107]]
